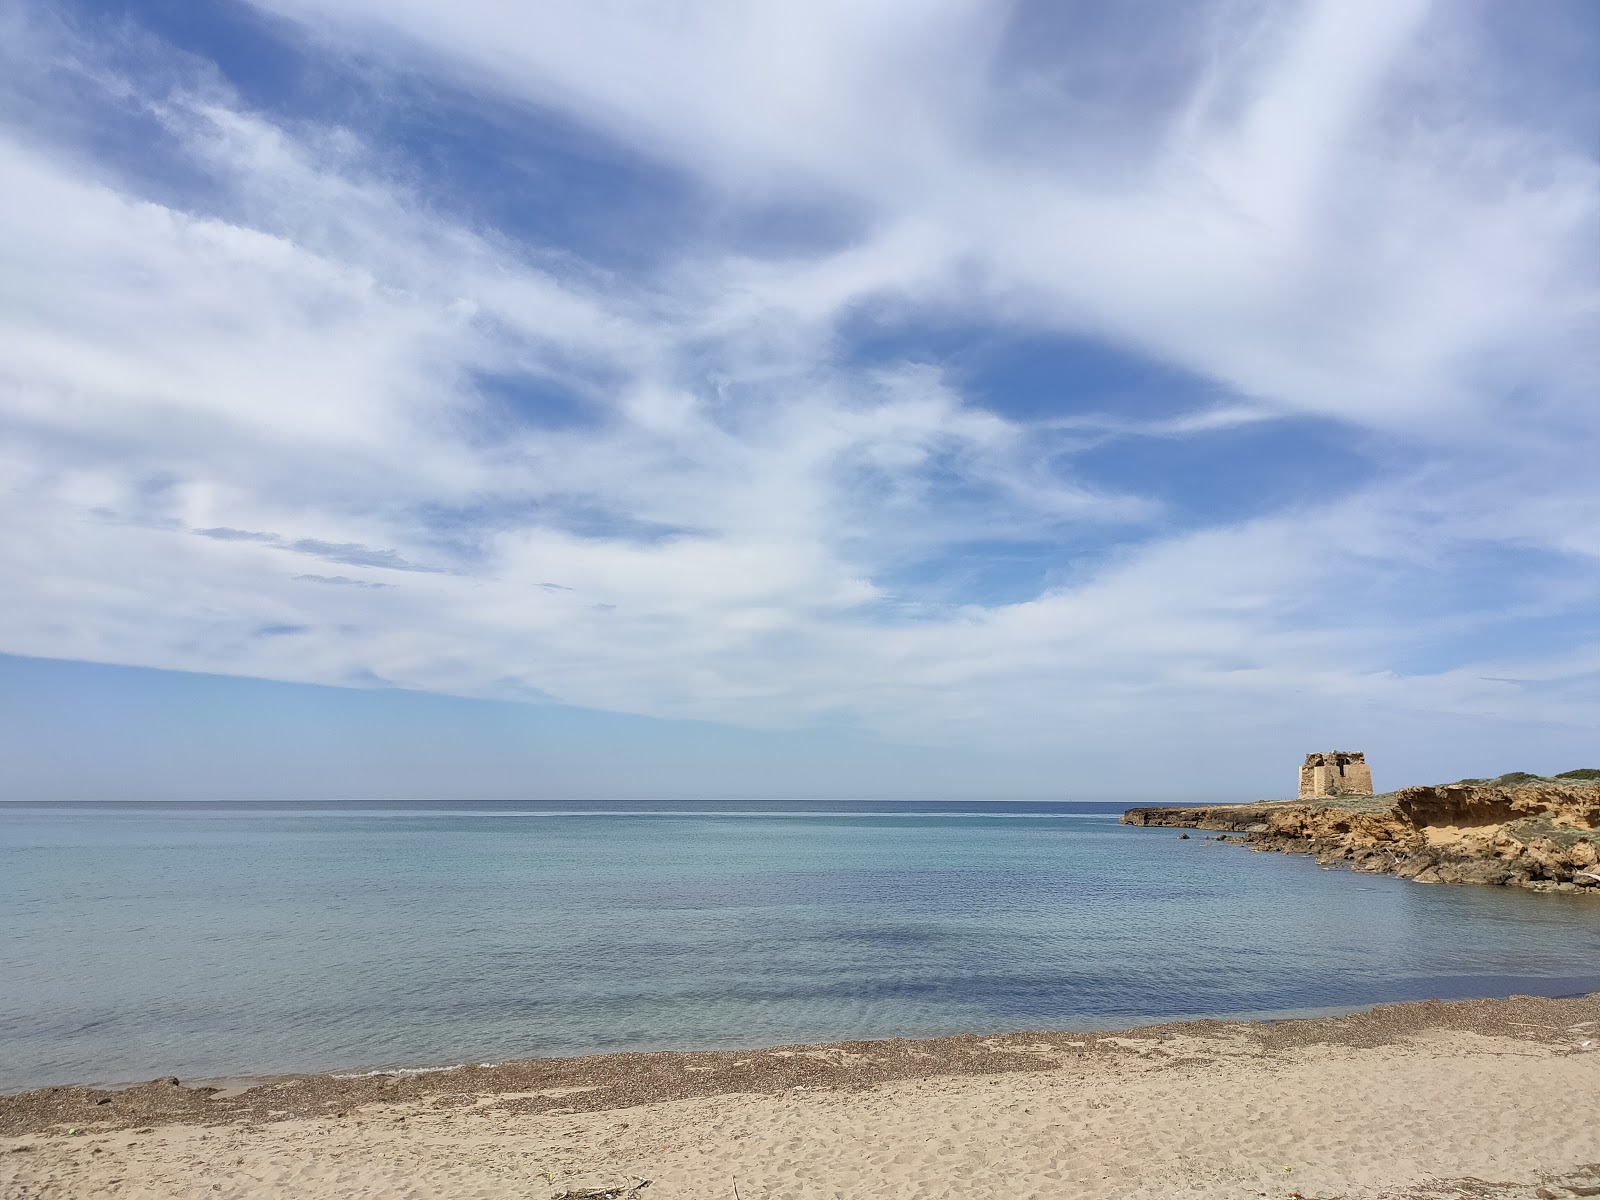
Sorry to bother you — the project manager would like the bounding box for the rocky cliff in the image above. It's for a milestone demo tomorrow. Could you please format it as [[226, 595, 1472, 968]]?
[[1123, 778, 1600, 891]]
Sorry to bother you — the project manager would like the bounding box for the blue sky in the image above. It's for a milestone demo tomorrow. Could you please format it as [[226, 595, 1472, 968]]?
[[1, 0, 1597, 799]]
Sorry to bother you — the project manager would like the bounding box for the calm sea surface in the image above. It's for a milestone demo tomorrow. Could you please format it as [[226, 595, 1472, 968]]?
[[3, 800, 1598, 1092]]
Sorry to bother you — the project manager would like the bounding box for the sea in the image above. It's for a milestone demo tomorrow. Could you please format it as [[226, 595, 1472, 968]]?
[[3, 799, 1598, 1093]]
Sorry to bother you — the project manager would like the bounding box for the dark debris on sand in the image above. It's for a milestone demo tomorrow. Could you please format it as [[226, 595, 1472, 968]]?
[[3, 991, 1597, 1139]]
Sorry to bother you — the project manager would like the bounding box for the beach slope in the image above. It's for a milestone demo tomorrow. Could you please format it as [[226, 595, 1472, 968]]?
[[5, 993, 1599, 1199]]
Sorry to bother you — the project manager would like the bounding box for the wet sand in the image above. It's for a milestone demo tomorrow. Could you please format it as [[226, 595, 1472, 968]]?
[[4, 992, 1599, 1198]]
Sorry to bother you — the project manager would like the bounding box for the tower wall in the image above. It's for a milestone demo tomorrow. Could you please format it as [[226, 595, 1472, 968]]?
[[1342, 759, 1373, 794], [1298, 751, 1373, 798]]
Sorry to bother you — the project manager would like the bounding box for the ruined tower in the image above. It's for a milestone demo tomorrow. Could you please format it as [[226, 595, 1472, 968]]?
[[1299, 751, 1373, 799]]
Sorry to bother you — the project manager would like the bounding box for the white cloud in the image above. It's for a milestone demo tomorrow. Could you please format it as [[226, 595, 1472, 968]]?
[[1, 0, 1598, 790], [243, 0, 1596, 430]]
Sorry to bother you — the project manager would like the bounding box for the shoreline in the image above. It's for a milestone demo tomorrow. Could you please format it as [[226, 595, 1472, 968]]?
[[14, 980, 1600, 1102], [5, 990, 1597, 1136], [6, 992, 1599, 1199], [1123, 777, 1600, 892]]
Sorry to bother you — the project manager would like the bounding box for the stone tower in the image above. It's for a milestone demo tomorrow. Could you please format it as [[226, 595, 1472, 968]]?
[[1299, 751, 1373, 798]]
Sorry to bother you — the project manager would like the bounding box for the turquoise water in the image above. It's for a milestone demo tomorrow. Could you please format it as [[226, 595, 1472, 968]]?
[[2, 800, 1598, 1092]]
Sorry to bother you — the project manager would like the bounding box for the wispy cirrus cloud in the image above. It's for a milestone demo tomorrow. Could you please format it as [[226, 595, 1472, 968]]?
[[0, 0, 1597, 790], [195, 528, 454, 573]]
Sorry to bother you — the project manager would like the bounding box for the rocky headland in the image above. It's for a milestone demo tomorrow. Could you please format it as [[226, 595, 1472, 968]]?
[[1123, 772, 1600, 890]]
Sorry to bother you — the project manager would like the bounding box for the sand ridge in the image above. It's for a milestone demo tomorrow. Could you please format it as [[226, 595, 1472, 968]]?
[[4, 993, 1599, 1199]]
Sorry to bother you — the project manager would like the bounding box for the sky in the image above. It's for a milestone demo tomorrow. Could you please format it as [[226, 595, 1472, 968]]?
[[1, 0, 1597, 801]]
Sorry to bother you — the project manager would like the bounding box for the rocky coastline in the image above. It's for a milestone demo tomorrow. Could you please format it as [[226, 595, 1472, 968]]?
[[1123, 775, 1600, 891]]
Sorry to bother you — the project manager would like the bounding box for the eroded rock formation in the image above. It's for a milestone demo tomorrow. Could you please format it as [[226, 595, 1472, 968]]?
[[1123, 778, 1600, 891]]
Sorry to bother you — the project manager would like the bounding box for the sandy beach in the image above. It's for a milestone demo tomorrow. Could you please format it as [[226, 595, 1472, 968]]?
[[4, 993, 1599, 1200]]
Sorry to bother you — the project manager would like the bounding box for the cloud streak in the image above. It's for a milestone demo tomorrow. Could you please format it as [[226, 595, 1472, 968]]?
[[0, 0, 1597, 787]]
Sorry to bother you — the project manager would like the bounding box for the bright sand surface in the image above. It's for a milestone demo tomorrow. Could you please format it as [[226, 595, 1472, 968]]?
[[5, 996, 1599, 1200]]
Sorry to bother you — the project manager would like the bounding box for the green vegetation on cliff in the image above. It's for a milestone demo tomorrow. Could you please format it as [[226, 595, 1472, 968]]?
[[1454, 768, 1599, 785]]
